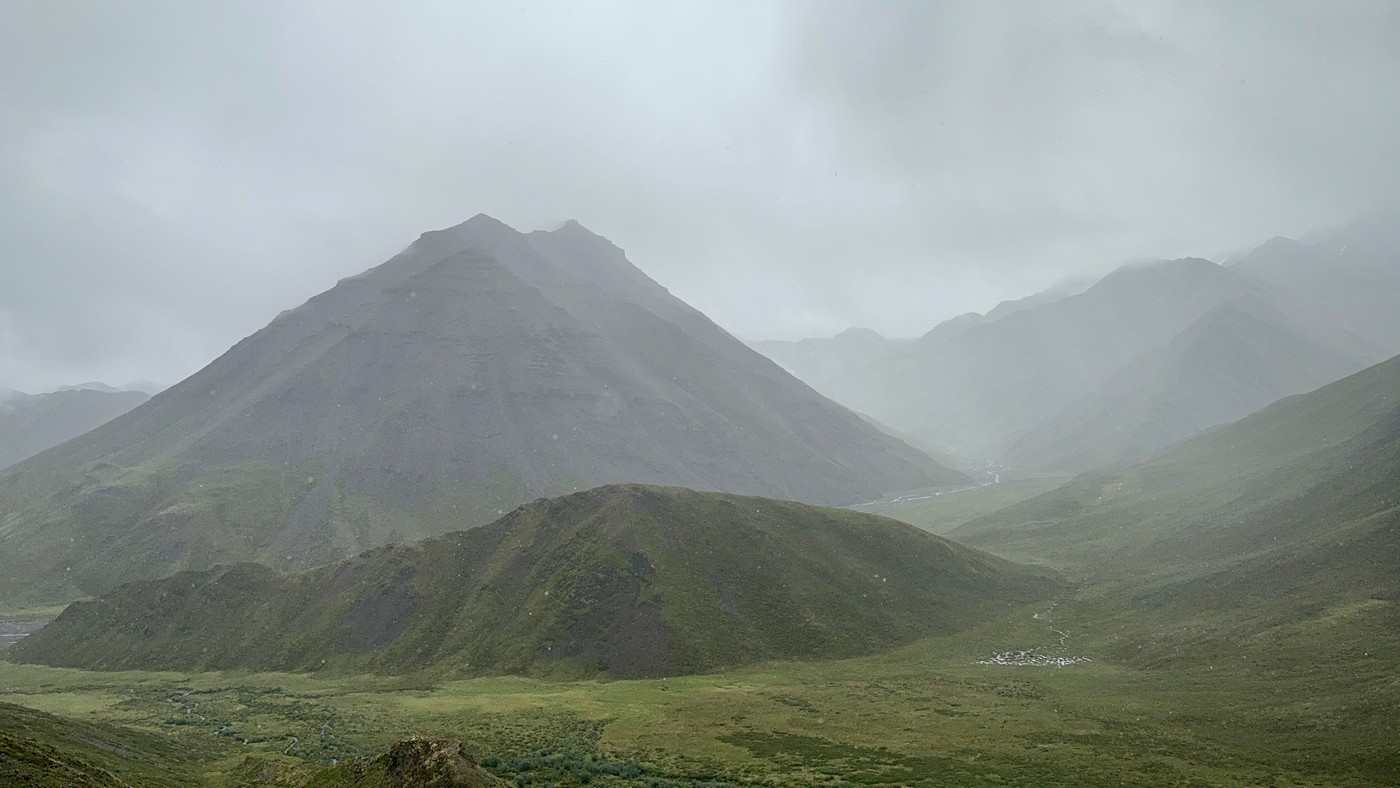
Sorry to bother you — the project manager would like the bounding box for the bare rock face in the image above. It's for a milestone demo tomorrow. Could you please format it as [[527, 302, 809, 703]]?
[[305, 737, 508, 787], [376, 738, 507, 788]]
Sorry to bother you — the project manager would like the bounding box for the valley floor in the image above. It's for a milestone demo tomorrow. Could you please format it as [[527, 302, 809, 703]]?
[[3, 595, 1395, 787]]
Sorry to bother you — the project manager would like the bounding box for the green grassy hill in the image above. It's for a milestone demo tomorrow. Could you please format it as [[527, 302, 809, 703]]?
[[957, 353, 1400, 568], [13, 485, 1060, 678], [0, 700, 217, 787], [953, 353, 1400, 670]]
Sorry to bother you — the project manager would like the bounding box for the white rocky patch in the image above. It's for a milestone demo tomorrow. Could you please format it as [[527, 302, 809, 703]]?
[[976, 602, 1092, 668]]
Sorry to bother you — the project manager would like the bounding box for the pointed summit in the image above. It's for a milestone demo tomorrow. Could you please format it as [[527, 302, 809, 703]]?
[[549, 217, 587, 233], [0, 217, 963, 607]]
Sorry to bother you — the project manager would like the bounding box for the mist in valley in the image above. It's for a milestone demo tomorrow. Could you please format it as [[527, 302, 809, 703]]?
[[1, 2, 1398, 785]]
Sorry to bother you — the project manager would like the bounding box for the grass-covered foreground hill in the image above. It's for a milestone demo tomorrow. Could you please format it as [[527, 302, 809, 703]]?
[[1, 696, 512, 787], [13, 485, 1061, 678], [0, 700, 210, 787]]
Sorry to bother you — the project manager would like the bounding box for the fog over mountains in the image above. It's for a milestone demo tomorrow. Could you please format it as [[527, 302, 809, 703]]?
[[4, 4, 1400, 785], [957, 350, 1400, 662], [0, 215, 959, 607], [752, 217, 1400, 475], [0, 385, 149, 470]]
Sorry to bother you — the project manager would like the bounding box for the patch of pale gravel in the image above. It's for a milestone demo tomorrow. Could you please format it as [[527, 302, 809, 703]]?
[[976, 602, 1093, 668]]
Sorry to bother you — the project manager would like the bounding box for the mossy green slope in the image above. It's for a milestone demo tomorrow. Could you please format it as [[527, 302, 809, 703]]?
[[14, 485, 1061, 678], [953, 353, 1400, 668], [957, 352, 1400, 572], [0, 700, 214, 786]]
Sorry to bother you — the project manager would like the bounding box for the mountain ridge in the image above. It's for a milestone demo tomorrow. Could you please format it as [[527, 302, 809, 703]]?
[[0, 216, 961, 608], [12, 484, 1061, 677], [0, 387, 150, 470], [1003, 295, 1385, 473]]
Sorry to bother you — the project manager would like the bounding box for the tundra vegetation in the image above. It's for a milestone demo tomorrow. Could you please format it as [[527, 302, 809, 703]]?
[[2, 219, 1398, 785]]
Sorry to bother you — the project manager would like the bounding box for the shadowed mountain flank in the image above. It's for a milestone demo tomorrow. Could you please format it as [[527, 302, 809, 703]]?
[[13, 485, 1060, 678]]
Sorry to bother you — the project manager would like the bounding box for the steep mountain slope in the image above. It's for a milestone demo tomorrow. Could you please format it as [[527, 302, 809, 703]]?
[[0, 387, 149, 469], [1004, 297, 1385, 473], [1231, 216, 1400, 352], [747, 327, 903, 400], [0, 217, 961, 608], [980, 272, 1095, 323], [0, 701, 211, 787], [956, 353, 1400, 577], [952, 354, 1400, 672], [834, 258, 1274, 459], [13, 485, 1061, 677]]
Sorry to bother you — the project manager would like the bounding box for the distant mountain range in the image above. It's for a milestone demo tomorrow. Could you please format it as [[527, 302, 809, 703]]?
[[746, 275, 1095, 409], [0, 216, 962, 608], [1231, 215, 1400, 351], [747, 327, 908, 400], [750, 219, 1399, 474], [0, 386, 149, 470], [13, 485, 1060, 677], [953, 351, 1400, 666], [1002, 293, 1381, 473]]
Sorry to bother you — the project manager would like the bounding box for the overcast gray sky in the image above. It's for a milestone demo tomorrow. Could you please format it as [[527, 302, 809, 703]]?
[[3, 0, 1398, 392]]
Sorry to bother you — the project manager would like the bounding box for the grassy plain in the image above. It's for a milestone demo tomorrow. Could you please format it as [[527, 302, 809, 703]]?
[[4, 591, 1395, 787]]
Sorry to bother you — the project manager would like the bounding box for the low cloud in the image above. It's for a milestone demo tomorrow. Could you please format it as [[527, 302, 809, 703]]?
[[2, 0, 1397, 389]]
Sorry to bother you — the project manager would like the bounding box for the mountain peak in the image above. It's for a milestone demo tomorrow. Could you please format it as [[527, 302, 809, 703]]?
[[1257, 235, 1303, 251], [406, 214, 523, 260], [461, 212, 513, 230], [0, 217, 961, 606], [1091, 257, 1226, 291], [834, 326, 885, 341], [534, 217, 619, 252], [47, 381, 125, 394]]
